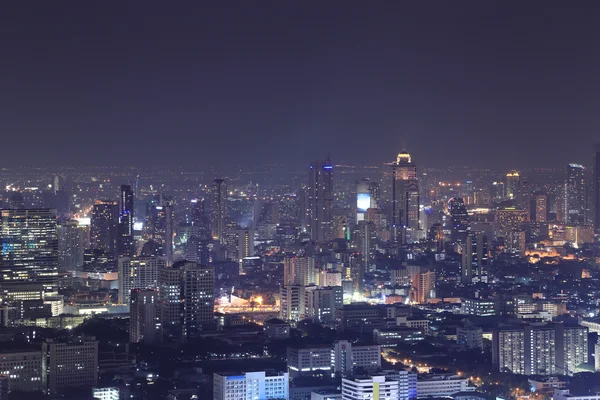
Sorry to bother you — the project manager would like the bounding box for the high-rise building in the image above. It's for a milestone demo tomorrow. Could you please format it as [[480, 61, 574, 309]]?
[[213, 371, 289, 400], [352, 220, 376, 273], [57, 219, 86, 271], [495, 207, 528, 239], [118, 256, 163, 304], [307, 159, 334, 243], [390, 152, 420, 241], [129, 289, 159, 344], [356, 178, 378, 223], [283, 255, 316, 286], [0, 209, 59, 294], [42, 336, 98, 395], [305, 286, 343, 323], [117, 185, 135, 257], [555, 324, 588, 376], [461, 233, 488, 284], [524, 324, 556, 375], [492, 327, 525, 374], [158, 261, 215, 338], [449, 197, 470, 244], [594, 144, 600, 233], [210, 179, 228, 242], [342, 376, 399, 400], [535, 194, 548, 222], [186, 200, 210, 265], [279, 285, 306, 322], [90, 200, 119, 256], [566, 164, 586, 225], [505, 171, 520, 200], [408, 266, 435, 304]]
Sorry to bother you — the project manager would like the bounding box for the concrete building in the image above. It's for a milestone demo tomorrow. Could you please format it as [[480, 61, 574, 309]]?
[[92, 387, 120, 400], [553, 389, 600, 400], [492, 327, 525, 374], [461, 298, 496, 316], [42, 336, 98, 395], [263, 318, 290, 339], [0, 350, 42, 392], [129, 289, 159, 344], [416, 374, 473, 398], [280, 285, 306, 322], [382, 370, 418, 400], [305, 286, 343, 324], [342, 375, 399, 400], [213, 371, 288, 400], [457, 325, 483, 349], [118, 256, 163, 304]]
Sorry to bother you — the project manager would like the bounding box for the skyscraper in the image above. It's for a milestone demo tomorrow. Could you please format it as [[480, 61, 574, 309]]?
[[90, 200, 119, 256], [210, 179, 228, 242], [158, 260, 215, 338], [594, 145, 600, 233], [535, 194, 548, 222], [461, 233, 488, 284], [307, 159, 334, 243], [390, 152, 420, 241], [129, 289, 159, 344], [0, 209, 59, 294], [566, 164, 586, 225], [117, 185, 135, 257], [449, 197, 470, 244], [57, 219, 86, 271], [118, 256, 163, 304], [505, 171, 520, 200], [42, 337, 98, 395], [186, 201, 210, 265]]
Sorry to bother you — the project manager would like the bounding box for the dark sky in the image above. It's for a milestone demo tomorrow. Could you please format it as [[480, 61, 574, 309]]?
[[1, 1, 600, 169]]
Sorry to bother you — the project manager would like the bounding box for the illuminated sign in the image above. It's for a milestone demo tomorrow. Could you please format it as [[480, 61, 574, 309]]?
[[357, 193, 371, 213]]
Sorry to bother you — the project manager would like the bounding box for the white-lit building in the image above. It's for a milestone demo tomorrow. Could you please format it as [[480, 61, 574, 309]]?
[[305, 286, 343, 323], [416, 374, 473, 398], [117, 256, 164, 304], [280, 285, 306, 322], [382, 370, 418, 400], [460, 298, 495, 316], [342, 375, 399, 400], [92, 387, 120, 400], [213, 371, 288, 400]]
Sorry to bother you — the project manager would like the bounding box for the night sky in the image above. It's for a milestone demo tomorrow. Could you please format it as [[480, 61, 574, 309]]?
[[2, 1, 600, 169]]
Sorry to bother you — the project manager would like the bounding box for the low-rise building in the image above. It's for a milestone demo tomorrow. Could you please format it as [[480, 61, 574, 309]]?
[[213, 371, 289, 400], [342, 376, 399, 400], [264, 318, 290, 339], [417, 374, 473, 398], [374, 327, 425, 346], [0, 349, 42, 392]]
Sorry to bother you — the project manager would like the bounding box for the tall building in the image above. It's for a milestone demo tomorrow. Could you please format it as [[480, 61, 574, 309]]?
[[505, 171, 520, 200], [57, 219, 86, 271], [461, 233, 488, 284], [525, 324, 556, 375], [42, 337, 98, 395], [213, 371, 289, 400], [117, 185, 135, 257], [408, 266, 435, 304], [283, 255, 316, 286], [118, 256, 163, 304], [535, 194, 548, 222], [492, 327, 525, 374], [495, 207, 528, 239], [352, 220, 377, 273], [0, 209, 59, 294], [566, 164, 586, 225], [342, 376, 399, 400], [129, 289, 159, 344], [305, 286, 343, 323], [186, 199, 210, 265], [279, 285, 306, 322], [307, 159, 334, 243], [555, 324, 588, 376], [90, 200, 119, 255], [390, 152, 420, 241], [210, 179, 228, 242], [158, 261, 215, 338], [449, 197, 470, 244], [594, 144, 600, 233], [356, 178, 378, 223]]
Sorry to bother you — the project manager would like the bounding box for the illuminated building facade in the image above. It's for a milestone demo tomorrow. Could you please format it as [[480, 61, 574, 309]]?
[[210, 179, 228, 242], [0, 209, 59, 294], [117, 256, 163, 304], [90, 200, 119, 256], [57, 219, 86, 271], [566, 164, 586, 225], [505, 171, 520, 200], [495, 207, 528, 239], [390, 152, 420, 240], [356, 178, 378, 223], [449, 197, 469, 244], [129, 288, 159, 344], [307, 159, 334, 243], [461, 233, 488, 284], [535, 194, 548, 222], [117, 185, 135, 257]]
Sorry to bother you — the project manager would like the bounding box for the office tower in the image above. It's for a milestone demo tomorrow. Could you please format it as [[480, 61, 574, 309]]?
[[90, 200, 119, 255], [158, 261, 215, 338], [307, 159, 334, 243], [117, 184, 135, 257], [342, 376, 399, 400], [283, 255, 316, 286], [390, 152, 420, 240], [0, 209, 59, 294], [117, 256, 163, 304], [279, 285, 306, 322], [461, 233, 488, 284], [495, 207, 528, 239], [449, 197, 470, 244], [519, 180, 532, 219], [210, 178, 228, 242], [0, 350, 43, 392], [535, 194, 548, 222], [164, 201, 174, 265], [555, 181, 568, 223], [505, 171, 520, 200], [491, 181, 505, 201], [223, 228, 254, 260], [492, 327, 525, 374], [356, 178, 378, 223], [186, 199, 210, 264], [129, 289, 159, 344], [408, 266, 435, 304], [213, 371, 289, 400], [305, 286, 343, 323], [566, 164, 586, 225], [42, 337, 98, 395], [555, 324, 588, 376], [57, 219, 86, 271], [144, 199, 174, 263], [352, 220, 376, 273]]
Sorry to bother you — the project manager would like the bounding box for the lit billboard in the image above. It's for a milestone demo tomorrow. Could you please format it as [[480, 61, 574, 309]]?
[[357, 193, 371, 213]]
